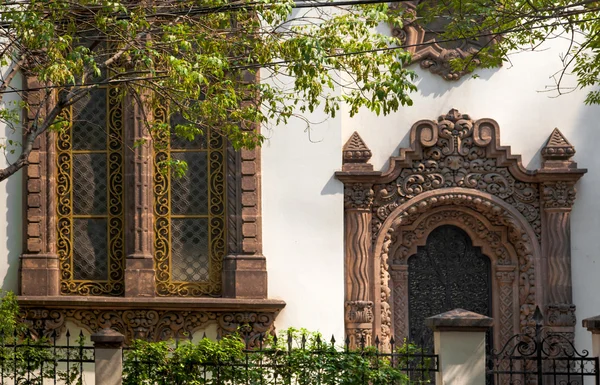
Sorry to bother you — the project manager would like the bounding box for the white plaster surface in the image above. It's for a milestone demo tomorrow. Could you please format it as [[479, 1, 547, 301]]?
[[0, 70, 22, 294], [261, 35, 600, 353]]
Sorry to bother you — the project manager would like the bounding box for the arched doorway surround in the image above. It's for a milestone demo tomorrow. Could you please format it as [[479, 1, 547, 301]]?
[[335, 109, 586, 351]]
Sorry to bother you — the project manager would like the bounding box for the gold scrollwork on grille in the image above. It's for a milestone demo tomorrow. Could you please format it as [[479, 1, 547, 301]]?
[[56, 87, 125, 296], [153, 106, 226, 296]]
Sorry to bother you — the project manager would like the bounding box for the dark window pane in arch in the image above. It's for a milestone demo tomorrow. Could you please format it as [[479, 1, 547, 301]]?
[[407, 225, 492, 350]]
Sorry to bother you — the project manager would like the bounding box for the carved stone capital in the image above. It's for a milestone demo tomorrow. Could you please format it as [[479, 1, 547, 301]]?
[[496, 271, 516, 284], [546, 304, 576, 327], [542, 181, 576, 209], [345, 300, 374, 324], [342, 132, 373, 172], [344, 183, 374, 210]]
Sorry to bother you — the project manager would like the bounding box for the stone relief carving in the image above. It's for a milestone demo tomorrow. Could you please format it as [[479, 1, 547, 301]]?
[[336, 109, 585, 349], [372, 110, 541, 241], [389, 1, 496, 80], [20, 307, 278, 346]]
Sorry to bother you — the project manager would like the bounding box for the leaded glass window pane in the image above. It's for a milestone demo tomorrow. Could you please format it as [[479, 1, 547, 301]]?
[[171, 218, 210, 282], [170, 152, 208, 215], [73, 218, 108, 280], [72, 88, 107, 151], [73, 153, 107, 215]]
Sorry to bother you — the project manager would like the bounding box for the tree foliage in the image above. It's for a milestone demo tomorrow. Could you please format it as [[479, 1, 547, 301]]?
[[0, 0, 417, 181], [418, 0, 600, 101]]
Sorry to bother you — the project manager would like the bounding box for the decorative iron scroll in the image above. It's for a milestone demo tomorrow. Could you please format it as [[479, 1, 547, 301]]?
[[487, 308, 599, 385], [56, 87, 125, 296], [408, 225, 491, 350], [153, 107, 227, 296]]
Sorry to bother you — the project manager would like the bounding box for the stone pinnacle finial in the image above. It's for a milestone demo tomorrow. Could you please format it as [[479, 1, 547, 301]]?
[[542, 128, 575, 160], [342, 132, 373, 172]]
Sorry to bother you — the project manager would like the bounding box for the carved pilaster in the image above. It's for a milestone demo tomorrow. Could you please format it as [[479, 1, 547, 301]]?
[[344, 183, 374, 347], [390, 266, 409, 343], [124, 94, 155, 297], [20, 76, 59, 296], [496, 267, 516, 347]]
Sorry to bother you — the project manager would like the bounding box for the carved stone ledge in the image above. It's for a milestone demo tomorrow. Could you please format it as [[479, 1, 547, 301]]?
[[18, 296, 285, 344]]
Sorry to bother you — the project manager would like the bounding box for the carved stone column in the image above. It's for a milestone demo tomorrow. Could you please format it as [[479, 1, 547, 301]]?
[[20, 76, 60, 296], [496, 267, 516, 347], [539, 129, 581, 338], [344, 183, 374, 348], [123, 95, 155, 297]]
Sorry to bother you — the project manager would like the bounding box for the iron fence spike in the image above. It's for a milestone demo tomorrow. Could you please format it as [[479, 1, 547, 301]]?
[[390, 336, 395, 345], [360, 334, 365, 350], [202, 332, 207, 339], [330, 335, 336, 345], [273, 334, 278, 345], [79, 330, 84, 338], [66, 329, 71, 338], [375, 335, 380, 345]]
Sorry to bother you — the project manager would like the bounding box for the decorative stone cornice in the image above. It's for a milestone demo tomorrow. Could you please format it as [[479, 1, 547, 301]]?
[[342, 132, 373, 172]]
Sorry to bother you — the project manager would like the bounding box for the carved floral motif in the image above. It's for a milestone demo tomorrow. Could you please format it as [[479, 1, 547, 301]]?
[[546, 304, 576, 327], [345, 301, 374, 324]]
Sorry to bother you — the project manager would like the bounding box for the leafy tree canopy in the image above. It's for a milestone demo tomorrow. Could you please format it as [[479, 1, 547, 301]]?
[[0, 0, 417, 181], [418, 0, 600, 101]]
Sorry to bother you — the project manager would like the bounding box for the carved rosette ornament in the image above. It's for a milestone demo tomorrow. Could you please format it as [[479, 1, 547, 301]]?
[[336, 110, 586, 351], [389, 1, 496, 80]]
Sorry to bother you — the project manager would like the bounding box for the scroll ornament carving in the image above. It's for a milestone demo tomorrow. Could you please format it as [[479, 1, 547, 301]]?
[[20, 308, 277, 345], [345, 183, 374, 210], [373, 110, 541, 241], [379, 192, 538, 342], [542, 181, 576, 209], [546, 304, 576, 327]]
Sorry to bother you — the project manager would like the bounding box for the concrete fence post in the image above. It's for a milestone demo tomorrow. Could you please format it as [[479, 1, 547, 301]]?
[[91, 328, 125, 385], [425, 309, 493, 385], [582, 315, 600, 357]]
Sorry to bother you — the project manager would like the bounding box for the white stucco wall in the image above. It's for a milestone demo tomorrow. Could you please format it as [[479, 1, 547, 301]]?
[[0, 70, 22, 294], [262, 35, 600, 352]]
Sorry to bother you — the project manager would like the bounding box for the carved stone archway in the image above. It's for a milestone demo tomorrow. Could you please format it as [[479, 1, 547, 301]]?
[[336, 109, 586, 350]]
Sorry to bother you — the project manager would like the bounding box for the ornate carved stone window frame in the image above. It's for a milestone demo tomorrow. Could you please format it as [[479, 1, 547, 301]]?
[[18, 75, 284, 341], [389, 1, 496, 81], [336, 110, 585, 350]]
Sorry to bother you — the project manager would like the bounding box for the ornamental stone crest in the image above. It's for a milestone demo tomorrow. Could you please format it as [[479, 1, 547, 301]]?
[[389, 1, 496, 80], [336, 109, 586, 351]]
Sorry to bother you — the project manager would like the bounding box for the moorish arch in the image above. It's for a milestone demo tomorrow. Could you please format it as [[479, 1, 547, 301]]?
[[336, 109, 586, 350]]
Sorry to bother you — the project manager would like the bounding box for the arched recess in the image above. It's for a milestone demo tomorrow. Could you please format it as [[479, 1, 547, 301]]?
[[336, 109, 586, 350], [377, 188, 540, 352]]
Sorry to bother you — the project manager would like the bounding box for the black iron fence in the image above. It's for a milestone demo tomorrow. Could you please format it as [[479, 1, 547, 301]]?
[[0, 329, 94, 385], [487, 321, 599, 385], [123, 334, 439, 385]]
